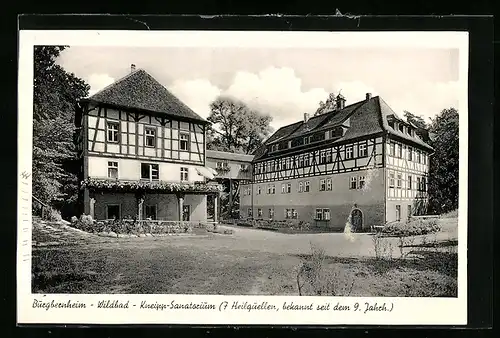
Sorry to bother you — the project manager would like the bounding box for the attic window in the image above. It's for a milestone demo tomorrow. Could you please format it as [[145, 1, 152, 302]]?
[[399, 124, 404, 133], [330, 127, 343, 138]]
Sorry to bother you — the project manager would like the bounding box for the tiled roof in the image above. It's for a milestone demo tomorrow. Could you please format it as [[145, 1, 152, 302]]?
[[83, 69, 208, 123], [253, 95, 433, 161], [206, 150, 254, 163]]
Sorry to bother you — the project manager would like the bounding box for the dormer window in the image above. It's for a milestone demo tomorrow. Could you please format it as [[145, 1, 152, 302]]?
[[388, 121, 395, 129], [399, 124, 405, 133]]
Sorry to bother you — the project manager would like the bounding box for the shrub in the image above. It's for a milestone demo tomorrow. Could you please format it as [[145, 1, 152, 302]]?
[[70, 216, 78, 223], [382, 219, 440, 237], [47, 208, 63, 222]]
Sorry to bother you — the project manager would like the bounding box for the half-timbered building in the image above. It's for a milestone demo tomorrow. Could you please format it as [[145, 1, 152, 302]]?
[[240, 93, 433, 231], [74, 65, 221, 222]]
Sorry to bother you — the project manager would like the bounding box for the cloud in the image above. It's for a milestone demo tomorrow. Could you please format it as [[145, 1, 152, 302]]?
[[86, 73, 115, 97], [169, 79, 221, 118]]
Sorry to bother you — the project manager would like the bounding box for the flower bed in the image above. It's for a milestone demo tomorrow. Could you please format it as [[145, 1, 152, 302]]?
[[70, 214, 214, 236], [382, 219, 441, 237], [80, 178, 224, 193]]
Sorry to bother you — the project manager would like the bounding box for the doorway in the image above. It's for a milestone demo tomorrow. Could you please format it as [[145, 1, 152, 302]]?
[[351, 208, 363, 232], [106, 204, 120, 220]]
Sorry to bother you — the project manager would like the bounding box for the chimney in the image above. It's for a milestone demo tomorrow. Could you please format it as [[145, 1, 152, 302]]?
[[366, 93, 372, 101], [304, 113, 310, 123], [131, 64, 136, 73], [336, 94, 346, 110]]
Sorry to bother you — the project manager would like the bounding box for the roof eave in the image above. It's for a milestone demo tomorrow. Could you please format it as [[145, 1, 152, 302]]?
[[79, 98, 210, 125]]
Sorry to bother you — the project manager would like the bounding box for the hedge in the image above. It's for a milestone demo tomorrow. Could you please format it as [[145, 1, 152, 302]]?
[[382, 219, 441, 237]]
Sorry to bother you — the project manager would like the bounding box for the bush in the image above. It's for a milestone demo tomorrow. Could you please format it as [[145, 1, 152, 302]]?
[[47, 207, 63, 222], [382, 219, 441, 237]]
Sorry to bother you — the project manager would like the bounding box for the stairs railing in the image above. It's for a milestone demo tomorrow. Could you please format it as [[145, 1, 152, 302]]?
[[32, 195, 51, 220]]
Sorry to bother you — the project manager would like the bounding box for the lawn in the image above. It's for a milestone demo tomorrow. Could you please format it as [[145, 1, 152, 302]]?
[[32, 232, 457, 297]]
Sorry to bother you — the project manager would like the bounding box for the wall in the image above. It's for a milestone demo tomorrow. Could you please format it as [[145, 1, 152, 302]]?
[[385, 139, 430, 222], [240, 167, 385, 229], [87, 156, 206, 183], [85, 104, 205, 165]]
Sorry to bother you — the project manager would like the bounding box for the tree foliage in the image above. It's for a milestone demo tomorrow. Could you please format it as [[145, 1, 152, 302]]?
[[32, 46, 90, 211], [206, 96, 273, 154], [314, 92, 338, 116], [427, 108, 459, 214], [403, 111, 429, 129]]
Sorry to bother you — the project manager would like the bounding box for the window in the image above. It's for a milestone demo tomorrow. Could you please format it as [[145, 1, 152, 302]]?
[[145, 127, 156, 147], [359, 176, 366, 189], [267, 184, 275, 194], [108, 161, 118, 179], [107, 205, 120, 220], [298, 181, 303, 193], [320, 151, 326, 164], [240, 164, 247, 171], [285, 209, 292, 219], [180, 133, 190, 151], [269, 208, 274, 219], [299, 156, 304, 167], [358, 143, 368, 157], [397, 174, 402, 189], [389, 142, 395, 156], [286, 183, 291, 193], [396, 205, 401, 221], [345, 145, 353, 159], [389, 171, 395, 188], [315, 208, 330, 221], [292, 209, 298, 219], [417, 177, 421, 191], [304, 136, 310, 145], [257, 186, 261, 195], [257, 208, 263, 217], [180, 167, 189, 182], [326, 178, 332, 191], [145, 205, 157, 220], [423, 153, 427, 165], [247, 208, 253, 217], [281, 184, 286, 194], [141, 163, 159, 180], [326, 150, 332, 163], [407, 205, 412, 220], [408, 147, 413, 161], [398, 143, 403, 158], [422, 177, 427, 192], [416, 150, 421, 163], [107, 122, 119, 143], [408, 175, 412, 190], [304, 181, 310, 192], [350, 176, 357, 189], [304, 154, 310, 167], [319, 179, 326, 191], [399, 124, 404, 133]]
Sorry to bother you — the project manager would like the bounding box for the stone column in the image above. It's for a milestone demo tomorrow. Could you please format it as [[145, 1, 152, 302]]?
[[89, 197, 95, 220], [178, 194, 184, 221], [213, 194, 218, 223], [137, 195, 144, 221]]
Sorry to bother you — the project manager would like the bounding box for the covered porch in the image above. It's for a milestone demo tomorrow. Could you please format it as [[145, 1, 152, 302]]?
[[81, 178, 223, 222]]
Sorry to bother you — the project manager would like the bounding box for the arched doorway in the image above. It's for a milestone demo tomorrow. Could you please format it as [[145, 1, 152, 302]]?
[[351, 208, 363, 232]]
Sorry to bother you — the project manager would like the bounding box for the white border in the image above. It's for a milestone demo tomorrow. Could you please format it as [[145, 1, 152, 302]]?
[[17, 30, 469, 325]]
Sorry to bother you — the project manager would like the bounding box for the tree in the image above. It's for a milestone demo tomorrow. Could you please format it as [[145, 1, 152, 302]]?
[[314, 93, 338, 116], [403, 111, 429, 129], [427, 108, 459, 214], [206, 96, 273, 154], [32, 46, 90, 214]]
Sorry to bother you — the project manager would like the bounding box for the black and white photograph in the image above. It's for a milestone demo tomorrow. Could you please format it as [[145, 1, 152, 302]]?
[[18, 30, 469, 325]]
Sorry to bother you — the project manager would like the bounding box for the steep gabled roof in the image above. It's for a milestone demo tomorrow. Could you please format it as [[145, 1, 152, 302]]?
[[82, 69, 208, 123], [253, 95, 433, 161]]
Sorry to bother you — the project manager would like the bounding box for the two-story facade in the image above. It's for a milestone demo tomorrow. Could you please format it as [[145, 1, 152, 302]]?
[[205, 150, 254, 219], [74, 65, 222, 222], [240, 93, 433, 231]]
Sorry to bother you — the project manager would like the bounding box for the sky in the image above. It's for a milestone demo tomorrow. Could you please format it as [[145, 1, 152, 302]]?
[[57, 46, 460, 131]]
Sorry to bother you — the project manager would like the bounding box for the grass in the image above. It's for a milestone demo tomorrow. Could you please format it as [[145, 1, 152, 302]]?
[[32, 238, 457, 297]]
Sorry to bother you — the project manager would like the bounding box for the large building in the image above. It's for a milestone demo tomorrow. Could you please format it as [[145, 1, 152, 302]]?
[[240, 93, 433, 231], [74, 65, 221, 222]]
